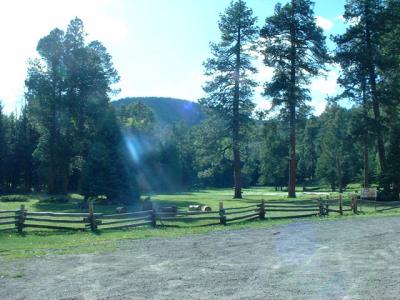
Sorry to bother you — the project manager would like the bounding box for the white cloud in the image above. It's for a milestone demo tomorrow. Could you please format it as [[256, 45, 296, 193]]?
[[255, 100, 272, 111], [334, 15, 346, 23], [316, 16, 334, 31], [310, 69, 340, 115], [311, 70, 339, 95]]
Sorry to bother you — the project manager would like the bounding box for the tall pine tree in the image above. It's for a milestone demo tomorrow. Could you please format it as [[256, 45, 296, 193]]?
[[261, 0, 328, 197], [201, 0, 258, 199], [336, 0, 386, 173]]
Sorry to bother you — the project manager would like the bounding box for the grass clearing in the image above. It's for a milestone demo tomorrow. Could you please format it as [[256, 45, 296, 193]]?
[[1, 185, 399, 261]]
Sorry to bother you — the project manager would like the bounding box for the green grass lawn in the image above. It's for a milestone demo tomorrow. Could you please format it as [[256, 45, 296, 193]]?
[[1, 185, 399, 261]]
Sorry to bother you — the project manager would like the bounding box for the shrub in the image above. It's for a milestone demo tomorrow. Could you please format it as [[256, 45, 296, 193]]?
[[0, 195, 30, 202]]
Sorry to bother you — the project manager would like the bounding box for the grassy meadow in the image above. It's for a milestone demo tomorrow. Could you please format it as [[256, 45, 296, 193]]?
[[1, 185, 400, 261]]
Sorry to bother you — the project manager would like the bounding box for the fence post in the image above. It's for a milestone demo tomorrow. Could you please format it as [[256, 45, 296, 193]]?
[[259, 199, 266, 220], [16, 204, 26, 234], [352, 196, 358, 214], [319, 201, 325, 216], [88, 201, 97, 231], [325, 202, 329, 216], [219, 202, 226, 225], [150, 203, 157, 228], [339, 194, 343, 216], [339, 194, 343, 215]]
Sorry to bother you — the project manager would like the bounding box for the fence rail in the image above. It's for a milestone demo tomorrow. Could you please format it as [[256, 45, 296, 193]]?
[[2, 195, 399, 234]]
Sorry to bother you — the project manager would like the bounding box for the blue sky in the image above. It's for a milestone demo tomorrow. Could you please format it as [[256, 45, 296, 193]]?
[[0, 0, 347, 115]]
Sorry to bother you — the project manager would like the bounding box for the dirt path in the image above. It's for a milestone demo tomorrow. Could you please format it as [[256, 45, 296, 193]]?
[[1, 217, 400, 300]]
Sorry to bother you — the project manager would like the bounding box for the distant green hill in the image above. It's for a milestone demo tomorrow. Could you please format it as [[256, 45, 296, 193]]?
[[112, 97, 205, 126]]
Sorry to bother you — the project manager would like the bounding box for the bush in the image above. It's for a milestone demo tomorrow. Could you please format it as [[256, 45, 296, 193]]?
[[0, 195, 30, 202], [39, 195, 70, 203]]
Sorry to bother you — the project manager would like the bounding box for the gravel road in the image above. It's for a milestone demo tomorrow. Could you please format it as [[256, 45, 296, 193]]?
[[1, 216, 400, 300]]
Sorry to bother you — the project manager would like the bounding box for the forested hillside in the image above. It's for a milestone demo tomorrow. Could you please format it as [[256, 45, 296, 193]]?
[[112, 97, 204, 127]]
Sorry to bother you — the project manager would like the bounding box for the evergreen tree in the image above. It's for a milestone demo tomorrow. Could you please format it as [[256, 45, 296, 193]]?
[[261, 0, 328, 197], [316, 104, 360, 192], [297, 116, 320, 185], [335, 0, 386, 174], [258, 118, 289, 190], [80, 110, 137, 203], [333, 47, 371, 187], [14, 107, 38, 192], [385, 108, 400, 200], [25, 27, 69, 194], [193, 114, 233, 188], [201, 0, 258, 198], [0, 103, 6, 192], [25, 18, 136, 202]]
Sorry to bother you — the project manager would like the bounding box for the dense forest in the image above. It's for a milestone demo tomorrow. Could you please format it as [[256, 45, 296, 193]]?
[[0, 0, 399, 202]]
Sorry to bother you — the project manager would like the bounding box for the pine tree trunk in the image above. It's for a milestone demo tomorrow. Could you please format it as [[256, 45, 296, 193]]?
[[233, 22, 242, 199], [288, 103, 296, 198], [364, 1, 386, 173], [337, 154, 343, 193], [288, 0, 297, 198], [48, 60, 60, 195], [48, 97, 56, 194], [361, 76, 369, 188]]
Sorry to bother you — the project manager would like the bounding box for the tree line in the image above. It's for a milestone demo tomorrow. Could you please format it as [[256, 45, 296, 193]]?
[[201, 0, 400, 199], [0, 0, 399, 202]]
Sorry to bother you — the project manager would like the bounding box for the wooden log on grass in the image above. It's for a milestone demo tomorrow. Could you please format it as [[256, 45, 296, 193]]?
[[188, 205, 212, 212], [115, 206, 127, 214]]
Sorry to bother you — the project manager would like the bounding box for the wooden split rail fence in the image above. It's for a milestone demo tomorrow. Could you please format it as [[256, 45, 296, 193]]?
[[0, 196, 389, 234]]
